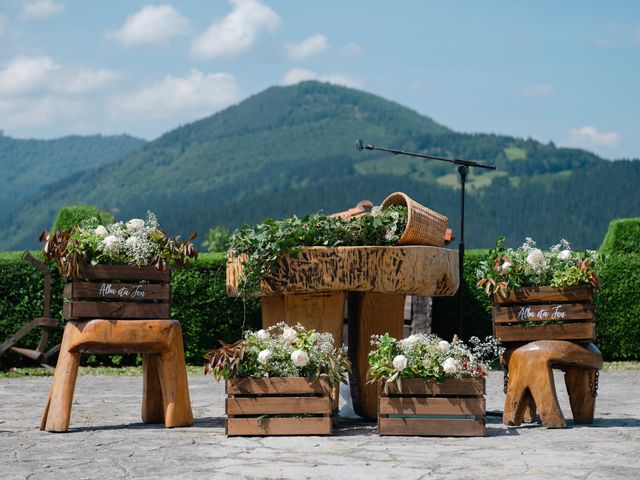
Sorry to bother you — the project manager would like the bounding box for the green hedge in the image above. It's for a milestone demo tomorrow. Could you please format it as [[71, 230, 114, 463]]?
[[599, 218, 640, 255], [0, 252, 260, 368], [51, 204, 114, 232]]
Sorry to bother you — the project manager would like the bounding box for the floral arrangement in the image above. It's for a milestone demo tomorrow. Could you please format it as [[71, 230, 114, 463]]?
[[476, 237, 600, 297], [368, 333, 503, 392], [229, 206, 408, 299], [41, 211, 197, 278], [204, 322, 351, 385]]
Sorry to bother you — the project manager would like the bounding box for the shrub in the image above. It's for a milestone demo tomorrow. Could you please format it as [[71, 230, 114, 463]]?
[[599, 218, 640, 255], [51, 204, 114, 233]]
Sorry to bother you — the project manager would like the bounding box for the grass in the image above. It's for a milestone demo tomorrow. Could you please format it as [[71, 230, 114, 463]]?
[[2, 362, 639, 378]]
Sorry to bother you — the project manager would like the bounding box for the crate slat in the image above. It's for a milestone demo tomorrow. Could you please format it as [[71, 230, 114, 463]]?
[[226, 417, 332, 436], [77, 264, 170, 282], [63, 301, 170, 320], [226, 377, 332, 396], [378, 417, 485, 437], [226, 397, 331, 416], [493, 304, 594, 324], [379, 396, 485, 416], [493, 286, 593, 305], [382, 378, 485, 396], [65, 282, 170, 301], [494, 322, 595, 342]]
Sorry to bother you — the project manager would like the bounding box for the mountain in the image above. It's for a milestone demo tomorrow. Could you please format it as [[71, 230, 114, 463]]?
[[2, 81, 639, 251], [0, 133, 146, 228]]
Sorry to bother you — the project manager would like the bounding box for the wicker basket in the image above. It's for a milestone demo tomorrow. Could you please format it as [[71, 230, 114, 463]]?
[[381, 192, 448, 246]]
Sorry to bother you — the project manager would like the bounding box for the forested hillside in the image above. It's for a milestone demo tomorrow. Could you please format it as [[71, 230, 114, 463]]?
[[2, 81, 638, 251]]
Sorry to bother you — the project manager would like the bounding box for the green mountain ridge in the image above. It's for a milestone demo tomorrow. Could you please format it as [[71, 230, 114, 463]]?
[[1, 81, 638, 251]]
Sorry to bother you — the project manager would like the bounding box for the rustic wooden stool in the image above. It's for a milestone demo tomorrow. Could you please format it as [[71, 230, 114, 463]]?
[[41, 319, 193, 432], [503, 340, 602, 428]]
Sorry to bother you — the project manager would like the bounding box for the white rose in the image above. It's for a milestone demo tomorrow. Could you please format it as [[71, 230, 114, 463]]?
[[257, 349, 272, 365], [125, 236, 138, 247], [291, 349, 309, 367], [94, 225, 108, 238], [126, 218, 145, 231], [558, 250, 572, 261], [438, 340, 450, 355], [526, 249, 546, 269], [282, 327, 297, 343], [392, 354, 408, 371], [401, 335, 418, 349], [256, 329, 269, 342], [443, 357, 460, 374], [500, 261, 512, 273], [102, 235, 118, 252]]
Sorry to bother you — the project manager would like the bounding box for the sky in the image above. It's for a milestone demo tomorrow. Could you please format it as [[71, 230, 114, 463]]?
[[0, 0, 638, 159]]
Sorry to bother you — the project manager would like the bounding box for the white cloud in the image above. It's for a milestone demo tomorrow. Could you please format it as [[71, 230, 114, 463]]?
[[285, 34, 328, 60], [568, 126, 620, 149], [0, 96, 82, 127], [110, 69, 241, 119], [341, 41, 362, 57], [0, 56, 60, 95], [108, 4, 190, 46], [19, 0, 65, 20], [281, 68, 361, 89], [58, 68, 123, 94], [521, 84, 555, 97], [191, 0, 280, 59]]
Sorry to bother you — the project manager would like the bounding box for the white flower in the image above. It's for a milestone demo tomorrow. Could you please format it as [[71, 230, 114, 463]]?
[[291, 349, 309, 367], [282, 327, 297, 343], [126, 218, 145, 231], [257, 349, 272, 365], [443, 357, 460, 374], [438, 340, 450, 355], [526, 249, 546, 269], [401, 335, 418, 349], [256, 329, 269, 342], [125, 236, 139, 247], [558, 250, 572, 261], [500, 261, 512, 273], [371, 206, 382, 217], [392, 354, 408, 371], [94, 225, 108, 238], [102, 235, 118, 252]]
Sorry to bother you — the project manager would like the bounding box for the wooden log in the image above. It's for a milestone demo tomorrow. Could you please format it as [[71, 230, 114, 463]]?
[[227, 246, 459, 297]]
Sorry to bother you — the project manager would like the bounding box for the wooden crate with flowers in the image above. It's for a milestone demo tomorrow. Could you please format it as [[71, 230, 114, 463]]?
[[205, 323, 350, 436], [477, 238, 600, 343], [369, 333, 502, 436]]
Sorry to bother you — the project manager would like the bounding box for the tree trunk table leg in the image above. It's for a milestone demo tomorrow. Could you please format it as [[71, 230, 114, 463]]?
[[523, 394, 537, 423], [157, 324, 193, 428], [142, 353, 164, 424], [43, 322, 81, 432], [564, 367, 597, 424], [349, 292, 405, 419]]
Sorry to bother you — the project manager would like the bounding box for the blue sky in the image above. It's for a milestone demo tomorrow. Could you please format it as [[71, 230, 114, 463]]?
[[0, 0, 638, 159]]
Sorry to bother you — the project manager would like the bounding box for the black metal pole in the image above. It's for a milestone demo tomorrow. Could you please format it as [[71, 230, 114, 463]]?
[[458, 165, 468, 337]]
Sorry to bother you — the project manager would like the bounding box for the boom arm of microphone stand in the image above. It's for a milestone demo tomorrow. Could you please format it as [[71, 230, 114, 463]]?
[[363, 143, 496, 170]]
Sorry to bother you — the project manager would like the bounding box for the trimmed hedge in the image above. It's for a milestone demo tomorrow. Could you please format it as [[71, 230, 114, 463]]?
[[0, 252, 260, 368], [51, 204, 114, 232], [600, 218, 640, 255]]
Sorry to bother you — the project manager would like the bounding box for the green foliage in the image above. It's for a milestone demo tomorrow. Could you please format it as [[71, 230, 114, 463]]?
[[202, 226, 231, 253], [230, 206, 407, 298], [51, 205, 114, 233], [599, 218, 640, 255]]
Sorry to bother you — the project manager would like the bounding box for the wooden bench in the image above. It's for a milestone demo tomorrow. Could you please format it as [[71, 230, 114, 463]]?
[[503, 340, 602, 428]]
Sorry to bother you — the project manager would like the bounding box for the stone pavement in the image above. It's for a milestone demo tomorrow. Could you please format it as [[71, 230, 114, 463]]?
[[1, 370, 639, 479]]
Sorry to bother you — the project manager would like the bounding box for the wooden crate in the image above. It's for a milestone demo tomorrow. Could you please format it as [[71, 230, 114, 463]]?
[[378, 378, 485, 437], [492, 286, 594, 343], [63, 264, 170, 320], [225, 377, 334, 436]]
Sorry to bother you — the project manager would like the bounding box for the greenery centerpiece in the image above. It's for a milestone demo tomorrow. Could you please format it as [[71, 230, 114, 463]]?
[[476, 237, 600, 297], [41, 211, 197, 277], [368, 333, 502, 392], [229, 205, 408, 299]]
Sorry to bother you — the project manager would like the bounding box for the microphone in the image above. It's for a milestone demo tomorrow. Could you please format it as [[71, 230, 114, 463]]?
[[356, 139, 364, 151]]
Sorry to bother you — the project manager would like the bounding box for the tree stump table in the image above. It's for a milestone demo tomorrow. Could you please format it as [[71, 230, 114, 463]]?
[[227, 246, 459, 419]]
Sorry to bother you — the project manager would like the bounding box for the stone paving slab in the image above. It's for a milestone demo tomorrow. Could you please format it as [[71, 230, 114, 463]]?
[[1, 370, 639, 479]]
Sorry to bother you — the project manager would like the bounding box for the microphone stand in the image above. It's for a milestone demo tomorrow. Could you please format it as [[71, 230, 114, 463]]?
[[356, 139, 496, 336]]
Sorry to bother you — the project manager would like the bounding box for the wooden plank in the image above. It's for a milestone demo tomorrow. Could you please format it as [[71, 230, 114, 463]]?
[[382, 378, 486, 396], [227, 246, 459, 296], [65, 282, 170, 301], [63, 301, 170, 320], [261, 295, 286, 329], [226, 396, 331, 415], [76, 264, 170, 282], [379, 396, 485, 416], [226, 417, 332, 436], [494, 322, 595, 342], [283, 292, 345, 346], [493, 304, 594, 324], [493, 286, 592, 305], [378, 417, 485, 437], [226, 377, 332, 396]]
